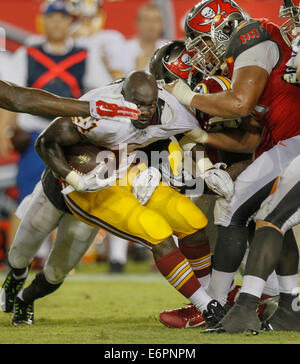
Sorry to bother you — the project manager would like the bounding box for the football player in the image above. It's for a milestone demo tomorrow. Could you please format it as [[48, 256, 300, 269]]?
[[149, 39, 253, 328], [164, 0, 300, 333], [1, 71, 226, 326], [280, 0, 300, 84]]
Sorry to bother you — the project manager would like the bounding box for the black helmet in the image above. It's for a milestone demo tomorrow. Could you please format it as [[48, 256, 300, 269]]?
[[149, 40, 202, 88]]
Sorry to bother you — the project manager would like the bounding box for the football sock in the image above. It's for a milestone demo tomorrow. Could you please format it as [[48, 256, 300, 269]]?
[[213, 225, 249, 272], [206, 269, 236, 306], [178, 240, 211, 286], [18, 271, 62, 304], [276, 228, 299, 276], [12, 266, 29, 280], [154, 248, 211, 312], [240, 227, 283, 298], [205, 225, 248, 306]]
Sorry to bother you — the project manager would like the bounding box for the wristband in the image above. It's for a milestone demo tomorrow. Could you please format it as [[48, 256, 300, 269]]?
[[186, 128, 208, 144], [65, 170, 80, 189], [197, 157, 214, 174], [171, 80, 197, 106], [179, 135, 197, 151]]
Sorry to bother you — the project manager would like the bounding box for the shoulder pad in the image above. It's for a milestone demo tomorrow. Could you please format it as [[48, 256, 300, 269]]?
[[225, 19, 270, 60]]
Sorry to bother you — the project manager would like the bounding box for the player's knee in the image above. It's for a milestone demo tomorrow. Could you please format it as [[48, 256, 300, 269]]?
[[43, 264, 66, 285], [68, 220, 98, 243], [8, 248, 30, 269], [152, 236, 178, 260]]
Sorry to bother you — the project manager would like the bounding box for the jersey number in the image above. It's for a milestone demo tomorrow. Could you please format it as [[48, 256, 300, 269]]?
[[240, 29, 260, 45]]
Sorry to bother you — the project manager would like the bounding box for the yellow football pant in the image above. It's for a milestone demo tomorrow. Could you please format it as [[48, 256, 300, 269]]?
[[63, 172, 207, 248]]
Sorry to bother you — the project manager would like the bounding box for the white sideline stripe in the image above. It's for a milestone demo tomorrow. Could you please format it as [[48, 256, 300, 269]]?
[[65, 273, 165, 283], [0, 272, 165, 284]]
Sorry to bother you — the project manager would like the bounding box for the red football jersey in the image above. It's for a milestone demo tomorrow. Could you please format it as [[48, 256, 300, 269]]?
[[226, 18, 300, 147]]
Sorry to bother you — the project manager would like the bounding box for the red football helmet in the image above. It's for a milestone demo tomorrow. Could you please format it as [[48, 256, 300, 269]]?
[[279, 0, 300, 46], [194, 75, 241, 131], [184, 0, 247, 77], [149, 40, 203, 89]]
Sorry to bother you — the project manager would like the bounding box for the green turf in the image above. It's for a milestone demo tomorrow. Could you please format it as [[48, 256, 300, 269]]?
[[0, 263, 299, 344]]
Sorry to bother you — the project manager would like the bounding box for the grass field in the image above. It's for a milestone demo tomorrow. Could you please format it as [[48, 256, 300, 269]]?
[[0, 261, 300, 345]]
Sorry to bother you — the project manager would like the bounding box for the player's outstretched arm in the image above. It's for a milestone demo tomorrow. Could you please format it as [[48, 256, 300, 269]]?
[[0, 81, 91, 117], [0, 81, 141, 120]]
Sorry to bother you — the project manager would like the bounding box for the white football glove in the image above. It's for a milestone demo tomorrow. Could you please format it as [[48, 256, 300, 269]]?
[[201, 163, 234, 201], [132, 167, 161, 205], [283, 72, 299, 85], [62, 163, 116, 194], [164, 79, 197, 106]]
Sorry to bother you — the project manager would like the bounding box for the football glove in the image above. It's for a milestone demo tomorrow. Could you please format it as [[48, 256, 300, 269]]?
[[201, 163, 234, 201], [132, 167, 161, 205], [62, 163, 117, 194], [283, 72, 299, 85]]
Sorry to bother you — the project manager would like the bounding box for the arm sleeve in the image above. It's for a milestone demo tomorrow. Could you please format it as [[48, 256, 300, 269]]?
[[234, 40, 280, 74]]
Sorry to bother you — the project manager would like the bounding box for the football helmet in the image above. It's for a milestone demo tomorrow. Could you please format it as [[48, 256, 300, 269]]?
[[184, 0, 247, 77], [279, 0, 300, 46], [194, 75, 241, 132], [65, 0, 103, 17], [149, 40, 203, 89], [65, 0, 105, 37]]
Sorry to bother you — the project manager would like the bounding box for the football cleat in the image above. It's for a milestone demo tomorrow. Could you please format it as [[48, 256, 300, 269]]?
[[202, 300, 227, 328], [12, 297, 34, 326], [159, 304, 205, 328], [257, 294, 279, 322], [203, 293, 261, 334], [0, 270, 27, 313], [261, 293, 300, 332]]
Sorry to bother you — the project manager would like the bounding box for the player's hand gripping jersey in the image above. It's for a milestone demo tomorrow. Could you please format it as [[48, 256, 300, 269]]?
[[71, 80, 200, 152]]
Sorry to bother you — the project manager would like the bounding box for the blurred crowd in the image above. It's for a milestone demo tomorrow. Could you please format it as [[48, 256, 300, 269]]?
[[0, 0, 170, 273]]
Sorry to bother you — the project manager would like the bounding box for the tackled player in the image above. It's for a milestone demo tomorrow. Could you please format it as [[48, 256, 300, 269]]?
[[0, 71, 230, 326]]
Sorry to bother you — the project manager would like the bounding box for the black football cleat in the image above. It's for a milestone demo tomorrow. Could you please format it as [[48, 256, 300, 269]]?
[[0, 270, 27, 313], [201, 299, 227, 328], [262, 293, 300, 332], [12, 297, 34, 326], [202, 293, 261, 334]]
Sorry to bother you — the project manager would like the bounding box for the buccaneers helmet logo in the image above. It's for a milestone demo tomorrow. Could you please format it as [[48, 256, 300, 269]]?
[[163, 49, 197, 80], [187, 0, 241, 33]]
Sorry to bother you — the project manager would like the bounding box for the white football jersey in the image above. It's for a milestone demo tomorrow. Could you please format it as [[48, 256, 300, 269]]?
[[284, 35, 300, 84], [72, 81, 200, 152]]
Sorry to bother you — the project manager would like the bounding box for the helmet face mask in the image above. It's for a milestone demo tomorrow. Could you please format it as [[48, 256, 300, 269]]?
[[150, 40, 201, 87], [186, 35, 226, 77], [184, 0, 247, 77], [279, 0, 300, 46]]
